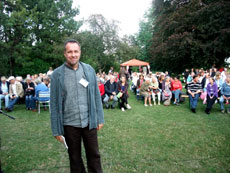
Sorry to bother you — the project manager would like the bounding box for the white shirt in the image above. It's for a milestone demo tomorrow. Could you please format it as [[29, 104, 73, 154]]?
[[1, 83, 8, 93], [11, 83, 17, 96]]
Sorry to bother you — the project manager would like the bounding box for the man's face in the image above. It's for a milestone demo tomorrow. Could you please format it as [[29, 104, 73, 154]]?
[[110, 77, 115, 83], [64, 43, 81, 67], [10, 79, 15, 84], [194, 77, 199, 83]]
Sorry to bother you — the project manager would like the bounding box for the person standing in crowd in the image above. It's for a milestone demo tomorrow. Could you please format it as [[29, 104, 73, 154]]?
[[5, 76, 24, 112], [205, 77, 218, 114], [221, 68, 227, 82], [140, 78, 152, 106], [104, 75, 118, 109], [171, 76, 183, 105], [219, 76, 230, 114], [117, 75, 131, 111], [47, 67, 53, 78], [0, 76, 10, 111], [50, 39, 104, 173], [24, 77, 35, 110], [187, 75, 202, 113], [109, 66, 114, 74]]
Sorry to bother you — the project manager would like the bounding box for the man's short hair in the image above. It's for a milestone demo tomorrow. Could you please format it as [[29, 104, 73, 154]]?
[[43, 77, 50, 83], [193, 75, 198, 79], [64, 39, 81, 51], [35, 78, 42, 85]]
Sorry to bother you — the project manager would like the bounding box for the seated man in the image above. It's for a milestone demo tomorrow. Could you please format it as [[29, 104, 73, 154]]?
[[103, 75, 118, 109], [187, 75, 202, 113], [6, 76, 24, 112], [0, 76, 10, 111], [219, 75, 230, 113], [31, 78, 50, 111]]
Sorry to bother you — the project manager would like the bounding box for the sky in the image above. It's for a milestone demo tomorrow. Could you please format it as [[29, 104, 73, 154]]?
[[72, 0, 152, 36]]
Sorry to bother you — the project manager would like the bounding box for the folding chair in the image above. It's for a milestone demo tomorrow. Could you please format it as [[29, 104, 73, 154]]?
[[38, 91, 50, 114]]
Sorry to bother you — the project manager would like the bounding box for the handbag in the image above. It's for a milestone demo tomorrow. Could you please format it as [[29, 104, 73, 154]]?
[[117, 92, 122, 98]]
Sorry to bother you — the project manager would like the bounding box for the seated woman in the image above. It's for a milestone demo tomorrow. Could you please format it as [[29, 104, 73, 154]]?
[[117, 75, 131, 111], [162, 76, 172, 106], [136, 74, 145, 100], [171, 76, 183, 105], [140, 78, 152, 106], [205, 77, 218, 114], [150, 77, 161, 105], [24, 77, 35, 110]]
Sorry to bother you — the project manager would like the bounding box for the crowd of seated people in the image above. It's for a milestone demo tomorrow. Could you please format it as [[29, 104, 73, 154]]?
[[1, 66, 230, 115], [0, 69, 51, 113]]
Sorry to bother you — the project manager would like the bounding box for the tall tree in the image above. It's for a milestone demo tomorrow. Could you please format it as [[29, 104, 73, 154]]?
[[149, 0, 230, 73], [0, 0, 81, 76]]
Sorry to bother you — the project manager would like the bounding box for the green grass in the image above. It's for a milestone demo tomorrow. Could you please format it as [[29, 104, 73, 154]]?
[[1, 92, 230, 172]]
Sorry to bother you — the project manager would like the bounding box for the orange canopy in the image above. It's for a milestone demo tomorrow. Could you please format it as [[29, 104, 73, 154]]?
[[120, 59, 149, 67]]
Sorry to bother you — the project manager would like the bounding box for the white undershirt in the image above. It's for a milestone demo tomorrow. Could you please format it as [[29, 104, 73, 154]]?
[[12, 84, 17, 96]]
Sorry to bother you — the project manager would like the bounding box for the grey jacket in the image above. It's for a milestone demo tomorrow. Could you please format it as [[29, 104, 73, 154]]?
[[50, 62, 104, 136]]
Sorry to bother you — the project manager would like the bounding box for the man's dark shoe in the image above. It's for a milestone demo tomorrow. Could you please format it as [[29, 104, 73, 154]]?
[[111, 105, 115, 109], [7, 109, 12, 112], [191, 108, 196, 113], [205, 109, 210, 114]]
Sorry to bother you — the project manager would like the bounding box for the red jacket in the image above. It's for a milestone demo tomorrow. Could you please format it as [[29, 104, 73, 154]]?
[[98, 83, 105, 96], [171, 80, 182, 91]]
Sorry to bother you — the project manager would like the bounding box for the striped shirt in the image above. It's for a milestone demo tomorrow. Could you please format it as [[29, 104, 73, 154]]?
[[187, 81, 202, 93]]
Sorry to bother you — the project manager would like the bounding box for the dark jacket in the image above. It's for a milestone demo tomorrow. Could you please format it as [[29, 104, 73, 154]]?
[[25, 82, 35, 96], [0, 81, 10, 94], [104, 80, 118, 96]]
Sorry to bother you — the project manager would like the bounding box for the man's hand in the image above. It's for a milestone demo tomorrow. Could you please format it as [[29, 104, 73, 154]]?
[[112, 92, 116, 96], [97, 124, 104, 130], [55, 136, 64, 143]]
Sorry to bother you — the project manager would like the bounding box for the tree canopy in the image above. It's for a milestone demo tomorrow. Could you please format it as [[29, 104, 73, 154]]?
[[0, 0, 81, 76], [147, 0, 230, 73]]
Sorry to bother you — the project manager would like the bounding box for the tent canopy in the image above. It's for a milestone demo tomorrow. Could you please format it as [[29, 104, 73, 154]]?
[[120, 59, 149, 67]]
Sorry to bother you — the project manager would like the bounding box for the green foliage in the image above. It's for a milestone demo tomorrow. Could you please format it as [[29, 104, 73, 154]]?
[[148, 0, 230, 73], [135, 7, 155, 64], [0, 0, 81, 76]]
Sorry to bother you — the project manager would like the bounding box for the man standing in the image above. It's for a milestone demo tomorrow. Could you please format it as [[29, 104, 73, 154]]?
[[187, 75, 202, 113], [50, 39, 104, 173]]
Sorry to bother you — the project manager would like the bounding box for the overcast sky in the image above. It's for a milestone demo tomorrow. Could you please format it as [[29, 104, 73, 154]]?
[[73, 0, 152, 36]]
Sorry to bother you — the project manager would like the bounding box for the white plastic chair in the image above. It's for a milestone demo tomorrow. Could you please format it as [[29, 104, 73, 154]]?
[[38, 91, 50, 114]]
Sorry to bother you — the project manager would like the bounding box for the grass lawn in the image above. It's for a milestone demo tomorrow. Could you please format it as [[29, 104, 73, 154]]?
[[1, 92, 230, 172]]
